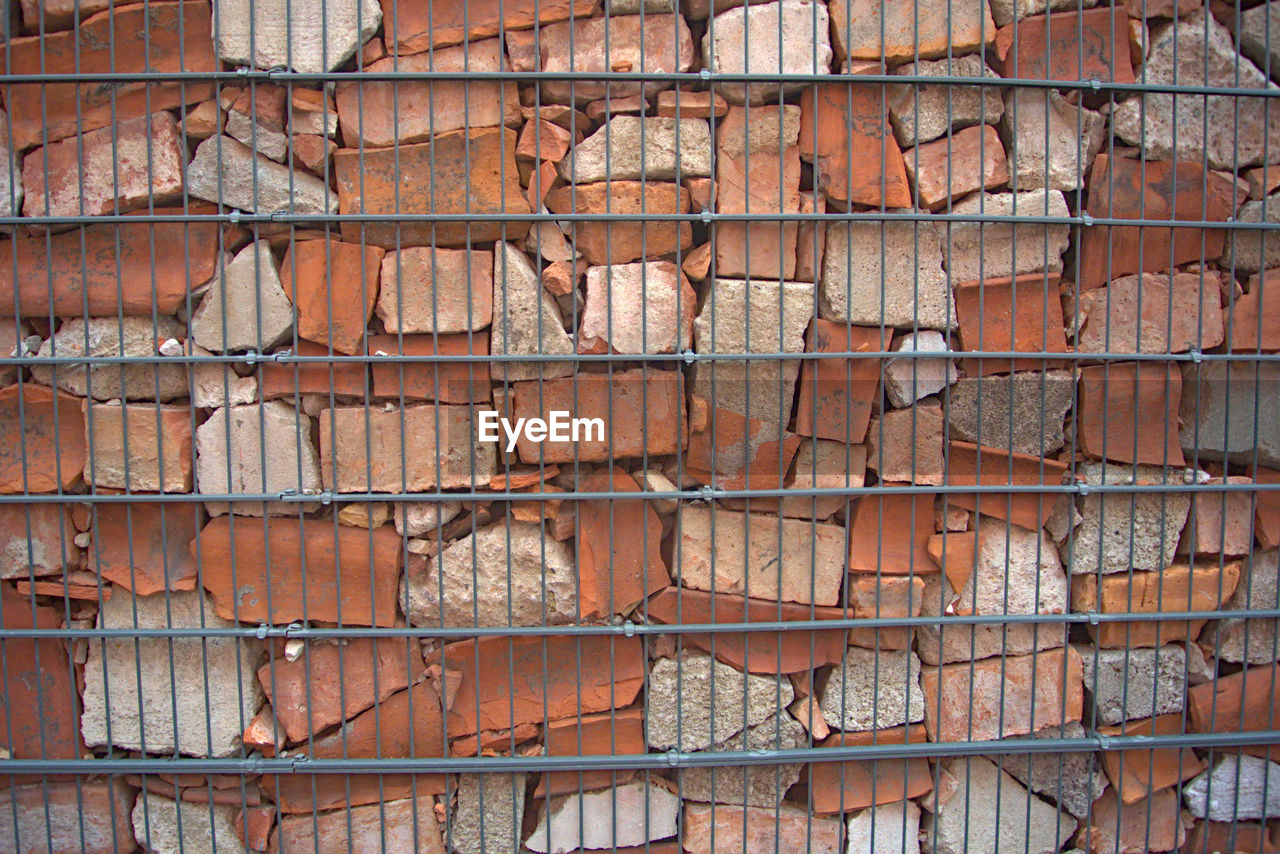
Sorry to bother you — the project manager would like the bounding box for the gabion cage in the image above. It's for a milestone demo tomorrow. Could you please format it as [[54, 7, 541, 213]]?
[[1, 0, 1279, 851]]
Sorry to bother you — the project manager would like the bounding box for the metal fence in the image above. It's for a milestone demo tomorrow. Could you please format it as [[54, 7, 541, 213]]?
[[1, 0, 1279, 851]]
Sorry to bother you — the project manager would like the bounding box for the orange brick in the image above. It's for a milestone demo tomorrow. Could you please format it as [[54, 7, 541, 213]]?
[[576, 468, 670, 619], [792, 319, 884, 444], [280, 238, 385, 355], [801, 725, 934, 814], [1078, 362, 1185, 467], [954, 273, 1071, 376], [946, 441, 1069, 532], [368, 333, 491, 404], [1071, 561, 1241, 647], [1098, 714, 1204, 804], [848, 491, 938, 575], [0, 384, 85, 493], [798, 79, 912, 209]]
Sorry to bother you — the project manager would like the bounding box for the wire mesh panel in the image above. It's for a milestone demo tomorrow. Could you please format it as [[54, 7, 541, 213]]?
[[1, 0, 1279, 851]]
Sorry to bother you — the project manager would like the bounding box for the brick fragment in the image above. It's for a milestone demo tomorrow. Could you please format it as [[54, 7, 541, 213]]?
[[259, 638, 425, 744], [22, 112, 185, 222], [195, 400, 322, 515], [213, 0, 381, 73], [337, 40, 520, 147], [84, 402, 192, 492], [946, 441, 1069, 532], [6, 1, 216, 151], [792, 319, 883, 444], [921, 647, 1084, 741], [223, 84, 289, 162], [91, 501, 200, 595], [1074, 271, 1225, 357], [0, 212, 221, 317], [886, 55, 1005, 147], [334, 127, 529, 248], [507, 13, 695, 104], [1180, 476, 1256, 556], [829, 0, 994, 64], [954, 273, 1070, 376], [682, 802, 842, 853], [188, 136, 336, 217], [380, 0, 595, 55], [508, 368, 686, 463], [802, 726, 934, 814], [657, 90, 729, 117], [867, 401, 946, 485], [280, 237, 384, 355], [994, 5, 1134, 82], [799, 81, 914, 209], [546, 181, 693, 267], [821, 219, 953, 329], [674, 505, 847, 606], [431, 634, 646, 736], [0, 384, 86, 493], [1073, 561, 1241, 648], [1179, 360, 1280, 468], [197, 517, 401, 626], [377, 247, 493, 335], [715, 107, 802, 280], [575, 468, 670, 618], [1078, 361, 1185, 466], [0, 780, 135, 854], [1084, 788, 1185, 854], [1001, 88, 1104, 191], [368, 333, 491, 404], [1098, 714, 1204, 805], [558, 116, 712, 183], [946, 189, 1071, 282], [579, 261, 696, 354], [848, 491, 938, 575], [905, 124, 1008, 210], [1228, 268, 1280, 352], [1190, 663, 1280, 746], [1077, 154, 1242, 289], [0, 587, 83, 768], [685, 402, 802, 489], [259, 339, 367, 400], [320, 404, 498, 491], [540, 707, 646, 797]]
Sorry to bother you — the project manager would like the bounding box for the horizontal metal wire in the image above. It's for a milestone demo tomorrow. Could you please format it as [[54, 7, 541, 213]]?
[[2, 607, 1278, 640], [2, 68, 1277, 99], [2, 730, 1276, 777]]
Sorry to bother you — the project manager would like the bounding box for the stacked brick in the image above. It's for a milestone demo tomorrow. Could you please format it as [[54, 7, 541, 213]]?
[[1, 0, 1280, 852]]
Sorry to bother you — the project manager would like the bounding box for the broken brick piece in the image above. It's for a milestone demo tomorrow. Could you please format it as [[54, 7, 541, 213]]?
[[994, 6, 1135, 83], [792, 319, 885, 444], [945, 441, 1069, 532], [848, 491, 938, 575], [954, 273, 1071, 376], [280, 237, 385, 355], [1078, 362, 1185, 467], [0, 384, 85, 493], [368, 333, 491, 405], [798, 79, 913, 209], [576, 468, 670, 619]]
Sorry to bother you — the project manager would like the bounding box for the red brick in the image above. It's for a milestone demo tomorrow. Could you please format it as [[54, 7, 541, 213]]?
[[946, 441, 1069, 532], [259, 638, 426, 744], [1190, 663, 1280, 743], [848, 491, 938, 575], [798, 79, 913, 209], [714, 143, 802, 280], [271, 797, 445, 853], [196, 517, 403, 626], [954, 273, 1071, 376], [0, 384, 85, 493], [1084, 787, 1185, 854], [6, 1, 216, 151], [280, 238, 385, 355], [904, 124, 1009, 211], [541, 707, 646, 797], [237, 806, 275, 852], [337, 39, 519, 148], [645, 586, 849, 674], [334, 127, 530, 249], [1098, 714, 1203, 804], [921, 646, 1084, 741], [1072, 561, 1241, 648], [516, 118, 573, 164], [292, 133, 335, 176], [866, 401, 946, 485], [792, 319, 884, 444], [1073, 271, 1226, 356], [429, 634, 646, 736], [259, 340, 369, 400], [1257, 465, 1280, 548], [576, 468, 670, 619], [801, 725, 934, 814], [686, 403, 801, 489], [1078, 362, 1185, 466], [0, 210, 222, 316], [1183, 821, 1279, 854], [508, 369, 686, 464], [90, 501, 200, 595], [380, 0, 596, 56], [1182, 476, 1256, 556], [657, 90, 729, 118], [22, 111, 185, 221], [1077, 154, 1243, 290], [320, 404, 497, 491], [0, 587, 83, 771], [83, 402, 193, 492], [545, 181, 693, 266], [368, 333, 491, 404], [262, 773, 446, 815], [846, 574, 925, 650], [1229, 269, 1280, 352], [994, 6, 1135, 84]]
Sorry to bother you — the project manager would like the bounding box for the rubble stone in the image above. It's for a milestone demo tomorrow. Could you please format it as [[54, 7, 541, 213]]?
[[1001, 88, 1105, 191], [1184, 755, 1280, 821], [683, 802, 843, 852], [213, 0, 381, 73], [579, 261, 696, 354], [377, 248, 494, 334], [904, 123, 1008, 210], [821, 219, 954, 329], [132, 793, 241, 854], [32, 317, 188, 402], [946, 371, 1074, 455], [525, 781, 681, 852], [883, 332, 957, 409], [996, 722, 1108, 818], [946, 189, 1071, 282], [188, 135, 337, 216], [191, 241, 295, 353], [401, 520, 576, 628], [1180, 360, 1280, 468], [195, 401, 321, 516], [923, 757, 1077, 854], [847, 801, 922, 854], [1078, 644, 1188, 725], [81, 589, 262, 757], [558, 116, 713, 183], [1112, 9, 1280, 169], [887, 56, 1005, 147], [1212, 548, 1280, 664], [491, 242, 575, 382], [829, 0, 995, 64], [452, 774, 526, 854], [646, 652, 795, 750], [84, 402, 193, 493], [821, 648, 926, 731], [679, 714, 807, 806], [703, 0, 833, 104]]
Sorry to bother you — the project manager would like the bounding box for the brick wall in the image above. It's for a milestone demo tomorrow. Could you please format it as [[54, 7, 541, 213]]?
[[2, 0, 1280, 851]]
